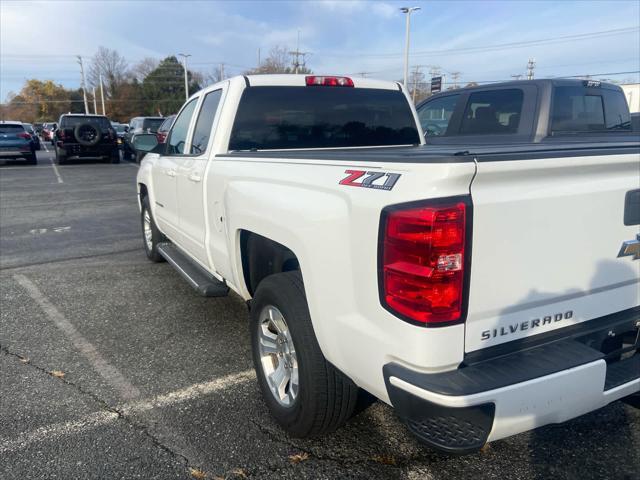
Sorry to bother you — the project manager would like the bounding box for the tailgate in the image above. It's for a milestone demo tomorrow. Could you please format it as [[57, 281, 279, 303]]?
[[466, 149, 640, 353]]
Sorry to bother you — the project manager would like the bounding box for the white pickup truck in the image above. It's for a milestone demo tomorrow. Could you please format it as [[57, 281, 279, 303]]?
[[134, 74, 640, 453]]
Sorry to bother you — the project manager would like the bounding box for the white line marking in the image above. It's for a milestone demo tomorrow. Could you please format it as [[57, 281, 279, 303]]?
[[50, 156, 63, 183], [0, 369, 255, 453], [13, 274, 140, 400], [42, 142, 49, 152]]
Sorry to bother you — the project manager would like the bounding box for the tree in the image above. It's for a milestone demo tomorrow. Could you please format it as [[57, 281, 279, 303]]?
[[88, 46, 128, 97], [0, 80, 83, 123], [131, 57, 159, 83], [141, 56, 201, 115], [245, 46, 311, 75]]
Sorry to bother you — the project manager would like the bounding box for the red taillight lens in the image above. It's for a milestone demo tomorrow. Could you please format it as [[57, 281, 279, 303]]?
[[305, 76, 354, 87], [380, 199, 469, 325], [18, 132, 31, 139]]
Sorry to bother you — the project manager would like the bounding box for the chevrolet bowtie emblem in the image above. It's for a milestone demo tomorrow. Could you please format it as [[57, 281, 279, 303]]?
[[618, 234, 640, 260]]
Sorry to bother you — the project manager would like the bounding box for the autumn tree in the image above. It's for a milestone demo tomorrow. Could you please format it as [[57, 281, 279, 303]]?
[[0, 80, 83, 123]]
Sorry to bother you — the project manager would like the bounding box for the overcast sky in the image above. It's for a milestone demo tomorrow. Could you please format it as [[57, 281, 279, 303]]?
[[1, 0, 639, 100]]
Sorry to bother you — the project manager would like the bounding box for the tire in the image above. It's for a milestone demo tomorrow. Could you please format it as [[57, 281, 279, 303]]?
[[123, 147, 132, 161], [250, 271, 359, 437], [55, 148, 67, 165], [74, 123, 101, 146], [25, 153, 37, 165], [622, 393, 640, 409], [141, 196, 166, 262]]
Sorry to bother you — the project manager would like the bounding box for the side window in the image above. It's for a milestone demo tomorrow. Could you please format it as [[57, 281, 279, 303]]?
[[603, 90, 631, 131], [166, 99, 198, 155], [417, 94, 460, 136], [551, 87, 610, 132], [190, 90, 222, 155], [459, 89, 524, 134]]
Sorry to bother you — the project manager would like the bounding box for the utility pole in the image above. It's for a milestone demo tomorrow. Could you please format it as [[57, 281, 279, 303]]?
[[257, 48, 261, 68], [219, 63, 225, 81], [178, 53, 192, 101], [77, 55, 89, 114], [400, 6, 421, 88], [450, 71, 461, 89], [99, 74, 106, 115], [411, 65, 421, 103], [527, 58, 536, 80], [289, 30, 310, 74], [92, 87, 97, 114]]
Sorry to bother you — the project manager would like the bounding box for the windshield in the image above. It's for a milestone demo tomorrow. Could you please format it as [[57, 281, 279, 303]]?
[[61, 116, 111, 129], [0, 124, 25, 133], [229, 86, 419, 150], [142, 118, 164, 132], [112, 124, 127, 132]]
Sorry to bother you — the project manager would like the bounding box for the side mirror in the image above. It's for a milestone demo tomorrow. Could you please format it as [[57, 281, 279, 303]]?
[[132, 133, 159, 153]]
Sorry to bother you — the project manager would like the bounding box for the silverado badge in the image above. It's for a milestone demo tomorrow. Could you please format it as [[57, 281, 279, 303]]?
[[618, 234, 640, 260]]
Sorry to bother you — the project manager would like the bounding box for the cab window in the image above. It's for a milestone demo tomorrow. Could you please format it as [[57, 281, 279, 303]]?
[[190, 90, 222, 155], [460, 89, 524, 134], [417, 94, 460, 136], [166, 98, 198, 155]]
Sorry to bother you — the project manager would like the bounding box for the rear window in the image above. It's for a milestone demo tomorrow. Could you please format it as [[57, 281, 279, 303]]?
[[417, 94, 460, 136], [0, 124, 25, 133], [551, 86, 631, 133], [229, 86, 419, 151], [61, 116, 111, 130], [142, 118, 164, 132], [460, 89, 523, 134]]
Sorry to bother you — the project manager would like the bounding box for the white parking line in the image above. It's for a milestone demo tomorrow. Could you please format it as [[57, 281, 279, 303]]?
[[0, 369, 255, 453], [42, 142, 49, 152], [13, 274, 140, 400], [49, 156, 63, 183]]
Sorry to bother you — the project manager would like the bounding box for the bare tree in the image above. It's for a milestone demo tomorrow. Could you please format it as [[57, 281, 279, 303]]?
[[245, 46, 310, 75], [88, 46, 128, 96], [130, 57, 159, 83]]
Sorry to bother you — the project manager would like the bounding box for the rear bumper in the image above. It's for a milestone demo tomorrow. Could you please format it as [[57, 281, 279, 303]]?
[[384, 308, 640, 453], [58, 143, 117, 157]]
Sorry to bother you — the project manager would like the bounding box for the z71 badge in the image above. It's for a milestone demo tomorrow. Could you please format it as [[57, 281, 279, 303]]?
[[339, 170, 401, 191]]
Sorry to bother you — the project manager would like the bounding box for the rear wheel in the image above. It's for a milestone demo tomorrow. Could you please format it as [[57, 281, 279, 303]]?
[[250, 271, 360, 437], [141, 196, 166, 262]]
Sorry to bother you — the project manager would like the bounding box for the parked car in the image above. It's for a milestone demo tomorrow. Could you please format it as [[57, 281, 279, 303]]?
[[416, 79, 637, 143], [0, 121, 37, 164], [133, 75, 640, 454], [632, 112, 640, 131], [54, 114, 119, 165], [123, 116, 164, 161], [111, 122, 129, 150], [41, 122, 58, 143], [33, 123, 43, 135], [22, 123, 41, 151], [156, 115, 175, 144]]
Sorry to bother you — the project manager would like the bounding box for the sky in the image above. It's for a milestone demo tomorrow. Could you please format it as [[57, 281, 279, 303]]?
[[1, 0, 639, 101]]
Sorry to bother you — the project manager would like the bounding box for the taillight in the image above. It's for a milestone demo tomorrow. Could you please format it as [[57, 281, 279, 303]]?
[[379, 197, 470, 326], [18, 132, 31, 139], [305, 76, 354, 87]]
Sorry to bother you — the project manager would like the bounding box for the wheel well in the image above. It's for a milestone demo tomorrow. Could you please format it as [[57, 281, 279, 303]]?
[[240, 231, 300, 296], [138, 183, 148, 200]]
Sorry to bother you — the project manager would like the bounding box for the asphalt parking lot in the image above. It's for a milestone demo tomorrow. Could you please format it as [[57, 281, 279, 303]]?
[[1, 148, 639, 480]]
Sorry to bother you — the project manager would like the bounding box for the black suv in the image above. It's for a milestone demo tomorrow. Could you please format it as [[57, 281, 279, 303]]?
[[54, 114, 119, 165], [123, 116, 164, 161]]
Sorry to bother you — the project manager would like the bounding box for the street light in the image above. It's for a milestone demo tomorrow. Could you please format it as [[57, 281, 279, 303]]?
[[178, 53, 192, 101], [400, 6, 421, 89]]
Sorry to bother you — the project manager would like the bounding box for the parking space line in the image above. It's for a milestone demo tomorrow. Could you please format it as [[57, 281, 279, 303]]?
[[13, 274, 140, 400], [0, 369, 254, 453], [49, 157, 63, 184]]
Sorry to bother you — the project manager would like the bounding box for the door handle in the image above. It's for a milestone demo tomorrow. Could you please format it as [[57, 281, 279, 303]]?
[[188, 173, 202, 183], [165, 169, 176, 177]]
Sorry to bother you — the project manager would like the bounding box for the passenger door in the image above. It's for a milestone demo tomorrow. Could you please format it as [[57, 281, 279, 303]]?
[[150, 98, 198, 242], [176, 89, 224, 268]]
